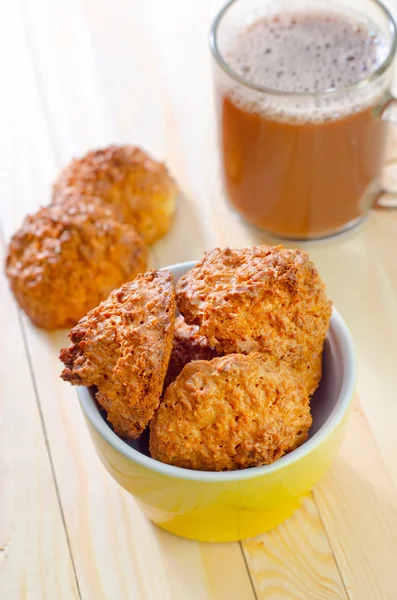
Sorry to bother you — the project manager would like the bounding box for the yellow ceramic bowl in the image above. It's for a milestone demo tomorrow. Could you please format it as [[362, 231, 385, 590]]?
[[78, 261, 357, 542]]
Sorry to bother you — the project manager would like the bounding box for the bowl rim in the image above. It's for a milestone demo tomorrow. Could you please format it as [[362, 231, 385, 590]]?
[[78, 260, 357, 482]]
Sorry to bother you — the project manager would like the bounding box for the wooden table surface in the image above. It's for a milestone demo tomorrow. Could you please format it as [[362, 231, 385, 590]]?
[[1, 1, 397, 598]]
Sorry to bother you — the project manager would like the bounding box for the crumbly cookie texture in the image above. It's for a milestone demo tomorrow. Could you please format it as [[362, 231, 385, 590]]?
[[176, 245, 332, 369], [53, 145, 178, 244], [150, 352, 312, 471], [295, 351, 323, 397], [60, 270, 175, 439], [6, 198, 147, 329]]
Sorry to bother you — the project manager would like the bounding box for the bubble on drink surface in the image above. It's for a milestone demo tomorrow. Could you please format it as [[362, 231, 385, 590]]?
[[221, 10, 390, 123], [226, 11, 388, 93]]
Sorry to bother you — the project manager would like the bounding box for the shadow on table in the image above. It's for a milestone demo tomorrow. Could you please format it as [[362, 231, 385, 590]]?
[[152, 191, 210, 268]]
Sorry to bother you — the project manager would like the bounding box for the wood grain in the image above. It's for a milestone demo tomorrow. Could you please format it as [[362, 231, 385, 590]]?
[[242, 397, 397, 599], [242, 498, 348, 600], [0, 6, 78, 598], [303, 225, 397, 489], [313, 400, 397, 599], [0, 248, 79, 598]]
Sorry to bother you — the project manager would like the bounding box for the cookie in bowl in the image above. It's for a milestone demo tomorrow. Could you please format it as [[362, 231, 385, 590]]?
[[60, 270, 175, 439], [151, 352, 312, 471], [74, 258, 356, 542], [176, 246, 332, 382]]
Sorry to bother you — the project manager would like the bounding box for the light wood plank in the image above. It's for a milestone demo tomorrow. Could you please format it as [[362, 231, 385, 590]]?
[[302, 222, 397, 490], [0, 247, 79, 599], [155, 529, 256, 600], [0, 6, 78, 599], [242, 498, 348, 600], [242, 398, 397, 600], [313, 399, 397, 600]]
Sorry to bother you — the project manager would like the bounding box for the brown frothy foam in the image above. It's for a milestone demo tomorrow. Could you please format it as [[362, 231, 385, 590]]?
[[222, 10, 390, 122]]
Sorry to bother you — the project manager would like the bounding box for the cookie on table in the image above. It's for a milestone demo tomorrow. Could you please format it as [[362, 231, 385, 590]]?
[[5, 198, 148, 329], [53, 145, 178, 244], [60, 270, 175, 439]]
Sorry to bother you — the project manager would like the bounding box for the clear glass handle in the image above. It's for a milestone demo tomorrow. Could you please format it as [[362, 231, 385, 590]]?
[[378, 94, 397, 208]]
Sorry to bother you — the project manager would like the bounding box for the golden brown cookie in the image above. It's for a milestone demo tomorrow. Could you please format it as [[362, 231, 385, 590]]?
[[176, 245, 332, 369], [163, 316, 219, 389], [60, 270, 176, 439], [297, 352, 323, 397], [150, 353, 312, 471], [53, 145, 178, 243], [6, 199, 148, 329]]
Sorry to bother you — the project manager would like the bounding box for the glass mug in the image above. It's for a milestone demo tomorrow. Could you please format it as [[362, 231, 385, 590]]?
[[210, 0, 397, 240]]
